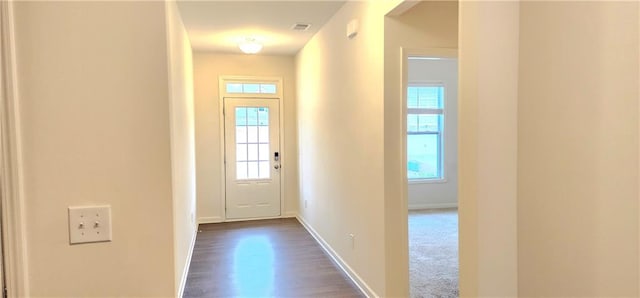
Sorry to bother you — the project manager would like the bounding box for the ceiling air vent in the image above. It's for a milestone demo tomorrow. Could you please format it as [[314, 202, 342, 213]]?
[[291, 23, 311, 31]]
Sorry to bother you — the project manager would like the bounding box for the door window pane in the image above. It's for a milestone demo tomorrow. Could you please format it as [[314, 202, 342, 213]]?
[[247, 161, 259, 178], [259, 161, 270, 179], [236, 126, 247, 143], [258, 108, 269, 125], [236, 144, 247, 161], [247, 126, 258, 143], [247, 108, 258, 125], [234, 105, 271, 180], [258, 144, 269, 161], [247, 144, 258, 161], [236, 162, 248, 180], [236, 108, 247, 126], [259, 126, 269, 143]]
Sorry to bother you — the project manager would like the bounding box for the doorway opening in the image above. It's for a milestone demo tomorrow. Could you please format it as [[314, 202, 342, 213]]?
[[218, 77, 285, 221], [405, 52, 459, 298], [385, 0, 460, 296]]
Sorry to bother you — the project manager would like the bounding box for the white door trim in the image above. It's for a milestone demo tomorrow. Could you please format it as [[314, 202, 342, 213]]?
[[218, 76, 285, 221], [0, 1, 30, 296]]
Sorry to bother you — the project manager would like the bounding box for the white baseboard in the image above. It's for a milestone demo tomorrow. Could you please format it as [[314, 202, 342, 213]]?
[[199, 213, 297, 225], [282, 211, 297, 218], [296, 216, 378, 298], [178, 224, 198, 297], [198, 216, 223, 224], [408, 202, 458, 210]]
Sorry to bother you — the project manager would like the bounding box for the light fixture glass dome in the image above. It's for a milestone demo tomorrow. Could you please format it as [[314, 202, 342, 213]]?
[[238, 38, 263, 54]]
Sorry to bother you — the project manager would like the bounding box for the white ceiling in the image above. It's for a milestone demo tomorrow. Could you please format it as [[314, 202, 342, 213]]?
[[177, 1, 346, 55]]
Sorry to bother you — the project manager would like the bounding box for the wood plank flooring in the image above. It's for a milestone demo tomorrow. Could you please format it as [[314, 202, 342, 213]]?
[[183, 218, 364, 298]]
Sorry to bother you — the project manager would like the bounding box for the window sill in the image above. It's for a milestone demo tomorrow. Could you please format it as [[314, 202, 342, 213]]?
[[408, 178, 447, 185]]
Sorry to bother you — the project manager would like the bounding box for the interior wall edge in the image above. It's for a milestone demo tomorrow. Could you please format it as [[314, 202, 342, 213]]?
[[0, 1, 30, 296]]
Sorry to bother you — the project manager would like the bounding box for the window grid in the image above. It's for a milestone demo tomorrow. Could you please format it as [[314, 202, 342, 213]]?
[[407, 85, 444, 180], [235, 107, 270, 180], [226, 83, 277, 94]]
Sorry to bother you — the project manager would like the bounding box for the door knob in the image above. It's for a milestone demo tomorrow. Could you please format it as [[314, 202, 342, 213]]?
[[274, 165, 280, 170]]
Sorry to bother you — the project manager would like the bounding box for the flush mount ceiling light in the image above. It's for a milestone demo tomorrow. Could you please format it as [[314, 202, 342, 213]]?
[[238, 38, 263, 54]]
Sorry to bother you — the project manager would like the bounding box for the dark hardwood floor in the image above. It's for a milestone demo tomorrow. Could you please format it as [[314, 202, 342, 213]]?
[[183, 218, 364, 298]]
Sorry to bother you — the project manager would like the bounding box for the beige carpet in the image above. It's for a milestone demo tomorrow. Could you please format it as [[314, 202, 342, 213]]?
[[409, 208, 459, 298]]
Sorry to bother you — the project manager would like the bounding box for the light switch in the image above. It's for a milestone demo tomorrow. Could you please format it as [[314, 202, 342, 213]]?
[[68, 205, 112, 244]]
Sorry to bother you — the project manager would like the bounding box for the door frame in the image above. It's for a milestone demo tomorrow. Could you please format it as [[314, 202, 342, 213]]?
[[401, 47, 458, 294], [0, 1, 29, 296], [218, 76, 285, 221]]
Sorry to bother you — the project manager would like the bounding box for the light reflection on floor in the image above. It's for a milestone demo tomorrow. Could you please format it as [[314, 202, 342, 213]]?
[[232, 235, 275, 297]]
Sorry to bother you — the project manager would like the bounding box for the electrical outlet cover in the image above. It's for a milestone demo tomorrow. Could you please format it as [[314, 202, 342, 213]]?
[[68, 205, 112, 244]]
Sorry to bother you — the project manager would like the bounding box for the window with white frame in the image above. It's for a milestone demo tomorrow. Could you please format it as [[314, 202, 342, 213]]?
[[407, 84, 444, 180], [226, 82, 277, 94]]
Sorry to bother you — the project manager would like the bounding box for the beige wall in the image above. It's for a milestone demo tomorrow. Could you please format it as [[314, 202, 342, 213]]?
[[458, 1, 520, 296], [297, 1, 400, 296], [193, 53, 298, 223], [518, 2, 639, 296], [13, 2, 193, 296], [165, 1, 197, 296]]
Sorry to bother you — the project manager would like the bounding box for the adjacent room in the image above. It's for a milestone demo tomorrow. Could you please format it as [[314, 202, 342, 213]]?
[[406, 54, 458, 297]]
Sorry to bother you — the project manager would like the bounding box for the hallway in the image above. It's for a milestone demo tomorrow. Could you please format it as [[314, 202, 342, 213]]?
[[5, 1, 640, 297], [184, 219, 363, 297]]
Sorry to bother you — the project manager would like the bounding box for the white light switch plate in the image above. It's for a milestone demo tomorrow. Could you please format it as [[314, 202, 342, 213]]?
[[68, 205, 112, 244]]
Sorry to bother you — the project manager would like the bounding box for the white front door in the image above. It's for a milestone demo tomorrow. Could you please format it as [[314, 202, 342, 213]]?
[[224, 98, 281, 219]]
